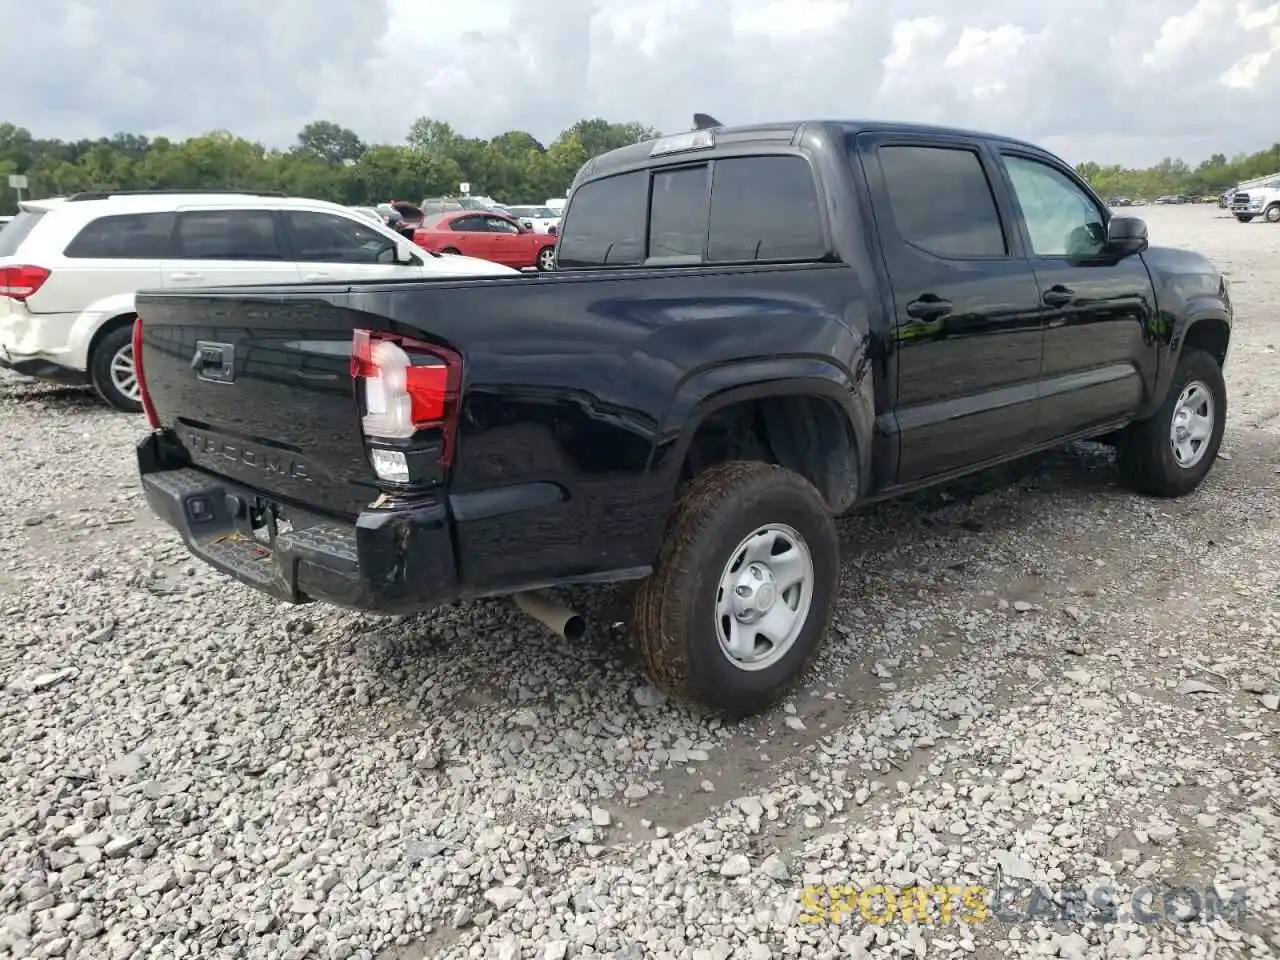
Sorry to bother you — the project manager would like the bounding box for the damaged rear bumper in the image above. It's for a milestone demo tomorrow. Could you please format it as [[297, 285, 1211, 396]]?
[[137, 433, 457, 614]]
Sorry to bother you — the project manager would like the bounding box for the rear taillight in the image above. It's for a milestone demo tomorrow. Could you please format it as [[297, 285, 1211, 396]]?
[[351, 329, 462, 484], [0, 265, 51, 301], [132, 316, 160, 428]]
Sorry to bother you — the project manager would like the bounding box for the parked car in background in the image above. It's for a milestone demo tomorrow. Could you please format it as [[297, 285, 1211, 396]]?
[[411, 211, 557, 271], [546, 198, 566, 214], [1231, 182, 1280, 222], [349, 206, 384, 225], [506, 205, 561, 234], [1108, 197, 1132, 207], [0, 189, 515, 411]]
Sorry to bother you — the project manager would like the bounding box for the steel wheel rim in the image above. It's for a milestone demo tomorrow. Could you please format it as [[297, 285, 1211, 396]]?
[[110, 343, 140, 402], [538, 248, 555, 270], [1169, 379, 1214, 469], [714, 522, 814, 672]]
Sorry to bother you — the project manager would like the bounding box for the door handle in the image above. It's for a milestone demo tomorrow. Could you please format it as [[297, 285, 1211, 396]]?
[[169, 272, 204, 282], [905, 295, 952, 321], [1042, 286, 1074, 307], [301, 272, 335, 281]]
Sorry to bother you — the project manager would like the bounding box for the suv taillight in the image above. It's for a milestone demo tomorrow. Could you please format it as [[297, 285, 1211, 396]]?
[[351, 329, 462, 484], [0, 265, 51, 301], [132, 317, 160, 428]]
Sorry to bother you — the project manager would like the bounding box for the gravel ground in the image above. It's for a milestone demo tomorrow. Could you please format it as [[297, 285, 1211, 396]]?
[[2, 204, 1278, 960]]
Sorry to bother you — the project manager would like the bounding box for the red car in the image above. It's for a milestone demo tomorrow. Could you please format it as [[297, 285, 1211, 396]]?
[[412, 211, 557, 272]]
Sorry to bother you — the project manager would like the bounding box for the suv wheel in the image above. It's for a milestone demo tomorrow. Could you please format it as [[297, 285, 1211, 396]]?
[[90, 324, 143, 413], [632, 461, 839, 715], [536, 246, 556, 272], [1266, 205, 1280, 223], [1115, 348, 1226, 497]]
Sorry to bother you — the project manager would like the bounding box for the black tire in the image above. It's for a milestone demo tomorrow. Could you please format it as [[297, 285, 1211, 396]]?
[[536, 246, 556, 272], [441, 246, 461, 255], [89, 323, 142, 413], [1266, 205, 1280, 224], [631, 461, 839, 716], [1236, 215, 1254, 223], [1115, 348, 1226, 498]]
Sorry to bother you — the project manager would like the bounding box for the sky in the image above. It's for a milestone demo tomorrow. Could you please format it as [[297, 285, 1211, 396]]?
[[3, 0, 1280, 168]]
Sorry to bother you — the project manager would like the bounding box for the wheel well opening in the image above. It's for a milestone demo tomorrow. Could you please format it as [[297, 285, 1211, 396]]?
[[87, 313, 137, 365], [680, 394, 858, 512], [1183, 318, 1229, 368]]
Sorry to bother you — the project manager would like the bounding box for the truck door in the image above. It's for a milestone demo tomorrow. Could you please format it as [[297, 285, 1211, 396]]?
[[855, 132, 1044, 484], [991, 149, 1159, 441]]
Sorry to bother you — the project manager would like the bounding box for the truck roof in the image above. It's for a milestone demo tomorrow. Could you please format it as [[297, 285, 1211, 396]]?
[[575, 119, 1051, 185]]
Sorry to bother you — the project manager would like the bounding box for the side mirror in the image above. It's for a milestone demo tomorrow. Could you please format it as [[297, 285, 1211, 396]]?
[[1107, 216, 1148, 257], [394, 238, 418, 265]]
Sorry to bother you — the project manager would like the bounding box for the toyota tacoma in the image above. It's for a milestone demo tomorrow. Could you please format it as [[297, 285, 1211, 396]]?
[[132, 117, 1233, 714]]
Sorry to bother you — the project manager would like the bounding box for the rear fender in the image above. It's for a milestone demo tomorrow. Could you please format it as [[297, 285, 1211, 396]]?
[[66, 291, 139, 371], [650, 356, 875, 515]]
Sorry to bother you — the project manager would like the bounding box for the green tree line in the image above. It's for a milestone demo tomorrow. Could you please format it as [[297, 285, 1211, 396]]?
[[3, 117, 1280, 215], [1075, 145, 1280, 200], [0, 117, 660, 215]]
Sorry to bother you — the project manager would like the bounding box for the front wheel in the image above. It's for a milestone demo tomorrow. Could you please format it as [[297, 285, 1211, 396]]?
[[1265, 205, 1280, 223], [631, 461, 839, 715], [1236, 215, 1255, 223], [441, 246, 461, 255], [536, 246, 556, 272], [1115, 348, 1226, 497], [89, 324, 142, 413]]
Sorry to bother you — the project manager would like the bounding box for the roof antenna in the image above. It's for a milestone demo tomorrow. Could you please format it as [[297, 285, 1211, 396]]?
[[693, 113, 722, 130]]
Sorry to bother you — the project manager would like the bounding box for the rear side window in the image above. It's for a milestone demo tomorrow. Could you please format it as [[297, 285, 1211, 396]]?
[[877, 145, 1007, 258], [63, 212, 175, 259], [648, 167, 708, 260], [708, 156, 826, 262], [0, 210, 46, 257], [172, 210, 285, 260], [556, 171, 647, 267]]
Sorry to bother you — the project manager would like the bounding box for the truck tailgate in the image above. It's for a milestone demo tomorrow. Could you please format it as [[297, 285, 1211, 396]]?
[[137, 289, 381, 519]]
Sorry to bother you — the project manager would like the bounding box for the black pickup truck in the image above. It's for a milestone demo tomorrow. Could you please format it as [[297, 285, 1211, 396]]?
[[133, 118, 1232, 715]]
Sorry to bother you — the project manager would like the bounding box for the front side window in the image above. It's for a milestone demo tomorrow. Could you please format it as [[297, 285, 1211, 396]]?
[[173, 210, 285, 260], [64, 212, 175, 259], [485, 216, 520, 234], [877, 145, 1008, 259], [1002, 155, 1107, 257], [284, 211, 397, 264], [451, 215, 488, 233]]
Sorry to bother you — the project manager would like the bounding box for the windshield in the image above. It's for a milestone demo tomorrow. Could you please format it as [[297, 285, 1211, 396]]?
[[0, 210, 46, 257]]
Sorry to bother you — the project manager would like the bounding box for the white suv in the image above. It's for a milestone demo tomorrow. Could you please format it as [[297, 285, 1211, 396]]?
[[0, 190, 516, 411]]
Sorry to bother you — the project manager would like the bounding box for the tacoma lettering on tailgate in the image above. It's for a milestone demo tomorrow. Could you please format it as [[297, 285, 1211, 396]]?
[[184, 431, 312, 482]]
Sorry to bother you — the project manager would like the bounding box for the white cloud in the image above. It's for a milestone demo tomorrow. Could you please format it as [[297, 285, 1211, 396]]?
[[1, 0, 1278, 166]]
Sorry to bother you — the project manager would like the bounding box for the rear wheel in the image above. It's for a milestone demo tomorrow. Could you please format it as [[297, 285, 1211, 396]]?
[[631, 461, 839, 715], [89, 323, 142, 413], [441, 246, 461, 255], [536, 246, 556, 271], [1115, 348, 1226, 497], [1266, 204, 1280, 223]]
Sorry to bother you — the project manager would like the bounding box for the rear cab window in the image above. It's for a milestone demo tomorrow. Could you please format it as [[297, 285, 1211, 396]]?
[[556, 153, 828, 268], [0, 210, 47, 257]]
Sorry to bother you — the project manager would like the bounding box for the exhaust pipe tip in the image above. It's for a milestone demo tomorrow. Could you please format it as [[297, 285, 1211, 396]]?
[[513, 591, 586, 642]]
